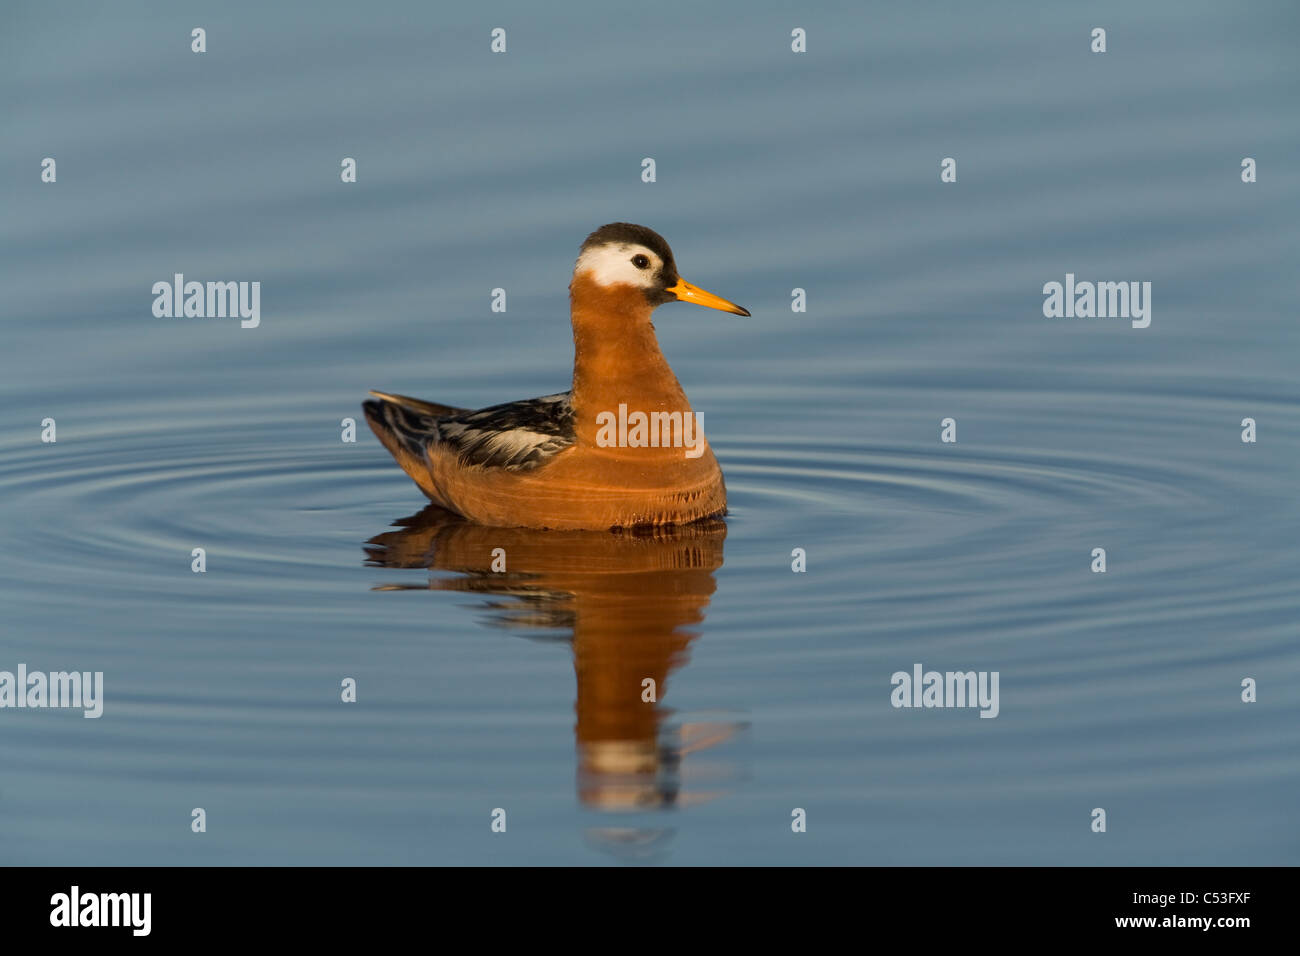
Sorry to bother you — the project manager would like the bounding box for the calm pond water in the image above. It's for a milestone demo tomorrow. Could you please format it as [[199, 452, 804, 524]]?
[[2, 1, 1297, 865]]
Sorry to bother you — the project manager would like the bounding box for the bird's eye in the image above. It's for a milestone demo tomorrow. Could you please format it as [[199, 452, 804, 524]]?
[[631, 254, 650, 269]]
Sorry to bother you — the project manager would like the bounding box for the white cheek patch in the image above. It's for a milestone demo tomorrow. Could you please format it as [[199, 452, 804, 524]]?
[[574, 244, 658, 288]]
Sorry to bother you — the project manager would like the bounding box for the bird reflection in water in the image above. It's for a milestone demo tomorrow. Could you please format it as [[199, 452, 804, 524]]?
[[364, 505, 744, 857]]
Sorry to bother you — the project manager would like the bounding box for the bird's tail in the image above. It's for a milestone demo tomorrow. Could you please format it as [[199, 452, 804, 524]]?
[[365, 390, 464, 418], [362, 391, 466, 498]]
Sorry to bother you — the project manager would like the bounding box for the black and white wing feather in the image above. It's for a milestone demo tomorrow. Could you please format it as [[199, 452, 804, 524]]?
[[365, 390, 575, 473], [435, 393, 575, 470]]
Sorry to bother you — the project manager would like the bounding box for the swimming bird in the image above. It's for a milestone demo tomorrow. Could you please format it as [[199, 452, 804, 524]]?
[[363, 223, 749, 530]]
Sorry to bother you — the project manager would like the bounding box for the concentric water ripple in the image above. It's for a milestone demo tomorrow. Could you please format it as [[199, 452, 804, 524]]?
[[3, 391, 1296, 864]]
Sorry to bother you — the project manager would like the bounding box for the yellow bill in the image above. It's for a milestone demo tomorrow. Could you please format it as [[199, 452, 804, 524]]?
[[666, 278, 750, 316]]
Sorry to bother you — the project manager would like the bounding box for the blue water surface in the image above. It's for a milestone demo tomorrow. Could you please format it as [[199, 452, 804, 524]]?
[[1, 0, 1297, 864]]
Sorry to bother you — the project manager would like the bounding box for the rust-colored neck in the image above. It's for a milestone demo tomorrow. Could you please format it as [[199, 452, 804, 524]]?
[[568, 273, 692, 447]]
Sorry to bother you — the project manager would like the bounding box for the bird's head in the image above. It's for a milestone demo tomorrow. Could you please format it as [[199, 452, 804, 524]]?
[[572, 223, 750, 316]]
